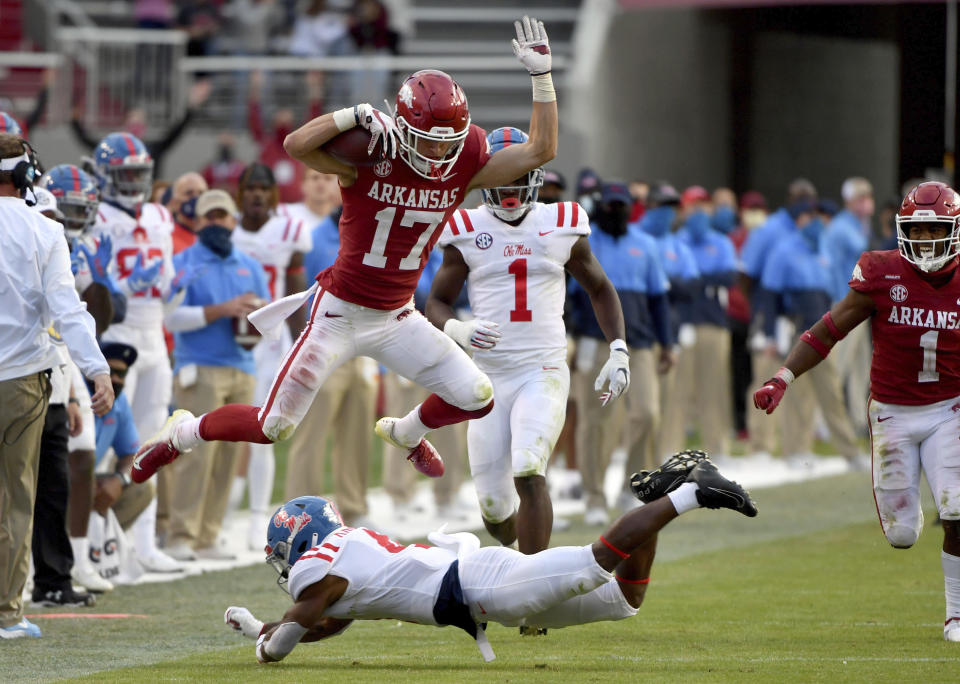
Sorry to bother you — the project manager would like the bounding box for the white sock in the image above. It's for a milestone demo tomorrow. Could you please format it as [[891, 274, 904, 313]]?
[[132, 498, 159, 559], [667, 482, 700, 515], [70, 536, 90, 569], [173, 416, 204, 452], [943, 551, 960, 627], [248, 442, 275, 515], [390, 404, 429, 448]]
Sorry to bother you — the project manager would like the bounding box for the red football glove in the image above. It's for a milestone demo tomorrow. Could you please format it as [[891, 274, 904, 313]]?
[[753, 376, 788, 414]]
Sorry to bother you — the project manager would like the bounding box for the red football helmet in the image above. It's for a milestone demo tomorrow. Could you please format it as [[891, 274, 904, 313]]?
[[394, 70, 470, 181], [895, 181, 960, 272]]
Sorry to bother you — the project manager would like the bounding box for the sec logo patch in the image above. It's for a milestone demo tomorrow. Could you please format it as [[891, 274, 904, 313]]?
[[476, 232, 493, 250], [373, 160, 392, 177], [889, 284, 908, 302]]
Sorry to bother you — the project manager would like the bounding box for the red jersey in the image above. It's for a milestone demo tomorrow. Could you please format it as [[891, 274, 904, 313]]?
[[850, 250, 960, 405], [317, 124, 490, 310]]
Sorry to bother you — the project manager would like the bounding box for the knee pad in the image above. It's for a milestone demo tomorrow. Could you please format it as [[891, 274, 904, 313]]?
[[476, 491, 514, 525], [261, 416, 295, 443], [513, 448, 549, 479], [457, 373, 493, 411], [938, 486, 960, 521], [884, 523, 920, 549]]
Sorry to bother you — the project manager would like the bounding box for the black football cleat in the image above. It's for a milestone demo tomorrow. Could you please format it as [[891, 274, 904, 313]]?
[[31, 586, 96, 607], [630, 449, 710, 503], [685, 460, 758, 517]]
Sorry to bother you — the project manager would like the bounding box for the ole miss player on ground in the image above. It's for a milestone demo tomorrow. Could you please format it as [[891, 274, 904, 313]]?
[[132, 16, 558, 483], [427, 127, 627, 557], [753, 181, 960, 642]]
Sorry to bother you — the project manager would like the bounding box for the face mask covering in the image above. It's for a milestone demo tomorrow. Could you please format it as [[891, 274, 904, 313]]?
[[199, 224, 234, 258], [218, 145, 233, 163], [711, 206, 737, 234], [596, 203, 630, 237], [179, 196, 197, 222], [801, 218, 824, 250], [685, 210, 712, 242], [742, 209, 767, 230], [638, 206, 676, 238]]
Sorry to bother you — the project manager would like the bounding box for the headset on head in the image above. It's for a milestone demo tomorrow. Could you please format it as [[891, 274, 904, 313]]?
[[0, 138, 38, 204]]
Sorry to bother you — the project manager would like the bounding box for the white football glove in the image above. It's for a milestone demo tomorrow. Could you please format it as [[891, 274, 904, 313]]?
[[512, 15, 551, 75], [443, 318, 502, 350], [594, 342, 630, 406], [354, 103, 399, 159], [225, 606, 264, 640]]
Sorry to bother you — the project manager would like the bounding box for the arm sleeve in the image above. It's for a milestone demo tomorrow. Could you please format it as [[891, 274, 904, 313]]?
[[647, 293, 672, 347], [43, 233, 109, 378], [150, 109, 194, 159], [164, 305, 207, 332], [24, 86, 48, 131]]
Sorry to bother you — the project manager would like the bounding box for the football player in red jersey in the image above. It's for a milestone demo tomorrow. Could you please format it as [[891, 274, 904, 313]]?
[[132, 17, 557, 485], [753, 181, 960, 642]]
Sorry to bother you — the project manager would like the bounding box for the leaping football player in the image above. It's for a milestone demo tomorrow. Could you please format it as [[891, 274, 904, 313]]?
[[223, 452, 756, 663], [132, 16, 560, 484], [427, 126, 627, 556], [753, 181, 960, 642]]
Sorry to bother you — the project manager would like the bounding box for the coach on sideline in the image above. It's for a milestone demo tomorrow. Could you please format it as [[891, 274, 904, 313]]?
[[0, 132, 113, 639]]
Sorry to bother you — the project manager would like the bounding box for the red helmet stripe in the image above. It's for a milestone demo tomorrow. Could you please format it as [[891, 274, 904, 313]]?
[[70, 165, 81, 192], [121, 134, 137, 157], [503, 128, 512, 145]]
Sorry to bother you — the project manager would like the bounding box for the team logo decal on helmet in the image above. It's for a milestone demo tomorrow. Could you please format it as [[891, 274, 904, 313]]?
[[265, 496, 344, 591], [481, 127, 544, 223], [895, 181, 960, 273], [394, 70, 470, 181]]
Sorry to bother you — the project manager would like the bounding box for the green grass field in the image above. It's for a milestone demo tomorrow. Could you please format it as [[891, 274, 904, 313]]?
[[7, 472, 959, 683]]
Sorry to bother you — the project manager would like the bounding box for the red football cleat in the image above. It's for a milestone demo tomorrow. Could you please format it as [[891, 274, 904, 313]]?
[[406, 439, 445, 478], [375, 417, 445, 478], [131, 409, 194, 483]]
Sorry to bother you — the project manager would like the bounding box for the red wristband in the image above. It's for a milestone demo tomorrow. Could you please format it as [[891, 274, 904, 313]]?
[[800, 330, 830, 359], [821, 312, 846, 342]]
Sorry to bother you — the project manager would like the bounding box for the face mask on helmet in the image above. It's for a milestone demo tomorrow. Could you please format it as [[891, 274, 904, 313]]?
[[897, 219, 958, 272], [482, 168, 544, 222], [394, 71, 471, 181], [39, 165, 100, 239], [94, 133, 154, 210], [265, 496, 344, 592]]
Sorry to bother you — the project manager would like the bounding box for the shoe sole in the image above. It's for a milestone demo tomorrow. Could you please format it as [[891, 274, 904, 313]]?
[[374, 418, 408, 450], [631, 451, 711, 503]]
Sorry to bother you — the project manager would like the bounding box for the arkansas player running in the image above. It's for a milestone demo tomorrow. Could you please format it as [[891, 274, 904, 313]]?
[[222, 453, 755, 664], [231, 162, 312, 542], [132, 16, 558, 483], [753, 181, 960, 642], [427, 127, 627, 555]]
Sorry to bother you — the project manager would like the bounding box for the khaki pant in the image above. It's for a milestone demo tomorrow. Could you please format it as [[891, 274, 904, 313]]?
[[284, 358, 377, 523], [381, 372, 467, 508], [659, 326, 732, 458], [575, 344, 658, 510], [113, 480, 154, 530], [832, 322, 871, 433], [0, 372, 49, 627], [780, 355, 859, 460], [747, 351, 783, 455], [167, 366, 255, 549]]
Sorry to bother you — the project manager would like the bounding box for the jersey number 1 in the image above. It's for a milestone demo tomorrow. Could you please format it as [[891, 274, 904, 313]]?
[[919, 330, 940, 383], [508, 258, 532, 322], [362, 207, 445, 270]]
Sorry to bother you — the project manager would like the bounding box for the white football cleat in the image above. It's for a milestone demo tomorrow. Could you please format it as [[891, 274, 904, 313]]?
[[945, 620, 960, 641], [138, 549, 185, 573], [71, 563, 114, 593]]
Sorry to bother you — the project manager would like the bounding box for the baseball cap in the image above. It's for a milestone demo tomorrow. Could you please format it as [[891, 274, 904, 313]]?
[[196, 189, 238, 218], [600, 181, 631, 205], [740, 190, 767, 210], [543, 169, 566, 190], [681, 185, 709, 206], [100, 341, 138, 367], [647, 181, 681, 207], [817, 198, 839, 217], [787, 198, 816, 220]]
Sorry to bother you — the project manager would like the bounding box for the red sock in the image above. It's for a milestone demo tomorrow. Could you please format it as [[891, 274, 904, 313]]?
[[418, 394, 493, 430], [198, 404, 271, 444]]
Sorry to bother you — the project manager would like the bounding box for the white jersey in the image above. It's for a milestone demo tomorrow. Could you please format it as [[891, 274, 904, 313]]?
[[278, 202, 326, 232], [287, 526, 455, 626], [93, 201, 174, 329], [438, 202, 589, 371], [232, 214, 312, 302]]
